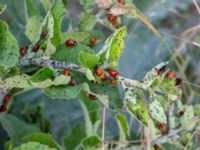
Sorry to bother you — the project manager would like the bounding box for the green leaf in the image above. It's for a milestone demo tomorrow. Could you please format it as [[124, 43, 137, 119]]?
[[63, 124, 86, 150], [179, 131, 192, 146], [30, 75, 71, 88], [41, 0, 52, 12], [78, 51, 100, 69], [142, 61, 168, 89], [30, 67, 54, 82], [0, 21, 19, 67], [51, 43, 93, 64], [21, 103, 51, 133], [25, 16, 42, 43], [49, 0, 65, 46], [98, 26, 127, 68], [51, 0, 65, 21], [13, 141, 58, 150], [79, 13, 96, 31], [125, 89, 148, 125], [44, 84, 81, 99], [5, 74, 31, 88], [80, 90, 100, 136], [194, 104, 200, 116], [85, 69, 95, 81], [88, 80, 123, 110], [4, 141, 11, 150], [5, 74, 70, 89], [51, 17, 62, 46], [80, 0, 94, 13], [0, 114, 40, 146], [62, 32, 90, 43], [0, 66, 19, 80], [81, 135, 101, 150], [21, 132, 62, 150], [149, 93, 167, 124], [145, 119, 158, 137], [116, 114, 129, 142], [44, 40, 56, 56], [24, 0, 40, 19], [0, 4, 6, 15], [180, 105, 195, 130]]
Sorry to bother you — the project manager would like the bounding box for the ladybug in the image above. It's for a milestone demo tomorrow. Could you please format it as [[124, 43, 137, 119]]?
[[177, 110, 185, 117], [166, 72, 176, 79], [19, 46, 26, 57], [107, 14, 118, 22], [88, 94, 96, 100], [69, 79, 77, 86], [95, 67, 104, 77], [109, 79, 117, 85], [154, 144, 159, 150], [107, 70, 119, 78], [156, 65, 167, 75], [90, 36, 97, 45], [66, 39, 77, 46], [4, 95, 11, 104], [156, 69, 161, 76], [32, 43, 40, 52], [156, 123, 167, 134], [0, 95, 11, 113], [63, 69, 70, 76], [0, 105, 7, 112], [118, 0, 125, 5], [175, 78, 183, 86]]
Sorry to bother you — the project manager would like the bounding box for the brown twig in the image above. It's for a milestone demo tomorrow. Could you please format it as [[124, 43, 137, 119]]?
[[102, 106, 106, 150]]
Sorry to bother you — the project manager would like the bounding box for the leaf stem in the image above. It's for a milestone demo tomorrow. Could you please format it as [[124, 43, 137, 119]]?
[[102, 106, 106, 150]]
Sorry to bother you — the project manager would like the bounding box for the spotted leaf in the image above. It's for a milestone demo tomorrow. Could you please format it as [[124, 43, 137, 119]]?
[[98, 26, 127, 69], [0, 21, 19, 67], [149, 93, 167, 124]]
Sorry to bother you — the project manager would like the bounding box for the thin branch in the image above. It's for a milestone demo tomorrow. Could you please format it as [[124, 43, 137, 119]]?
[[102, 106, 106, 150], [193, 0, 200, 15]]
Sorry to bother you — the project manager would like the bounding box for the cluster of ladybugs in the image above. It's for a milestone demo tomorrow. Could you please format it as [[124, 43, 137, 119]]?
[[106, 0, 125, 29], [19, 43, 40, 57], [62, 65, 119, 101], [156, 65, 183, 86], [63, 38, 119, 100], [19, 38, 97, 58]]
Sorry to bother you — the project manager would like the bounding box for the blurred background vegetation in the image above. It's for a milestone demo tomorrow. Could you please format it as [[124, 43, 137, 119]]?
[[0, 0, 200, 149]]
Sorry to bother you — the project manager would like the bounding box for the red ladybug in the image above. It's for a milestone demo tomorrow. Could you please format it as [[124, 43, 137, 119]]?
[[0, 105, 7, 112], [19, 47, 26, 57], [107, 14, 118, 22], [95, 67, 104, 77], [166, 72, 176, 79], [32, 43, 40, 52], [156, 69, 160, 75], [154, 144, 159, 150], [69, 79, 77, 86], [66, 39, 77, 46], [175, 78, 183, 86], [63, 69, 70, 76], [118, 0, 125, 5], [4, 95, 11, 104], [88, 94, 96, 100], [109, 79, 117, 85], [107, 70, 119, 78], [156, 123, 167, 134], [90, 36, 97, 45]]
